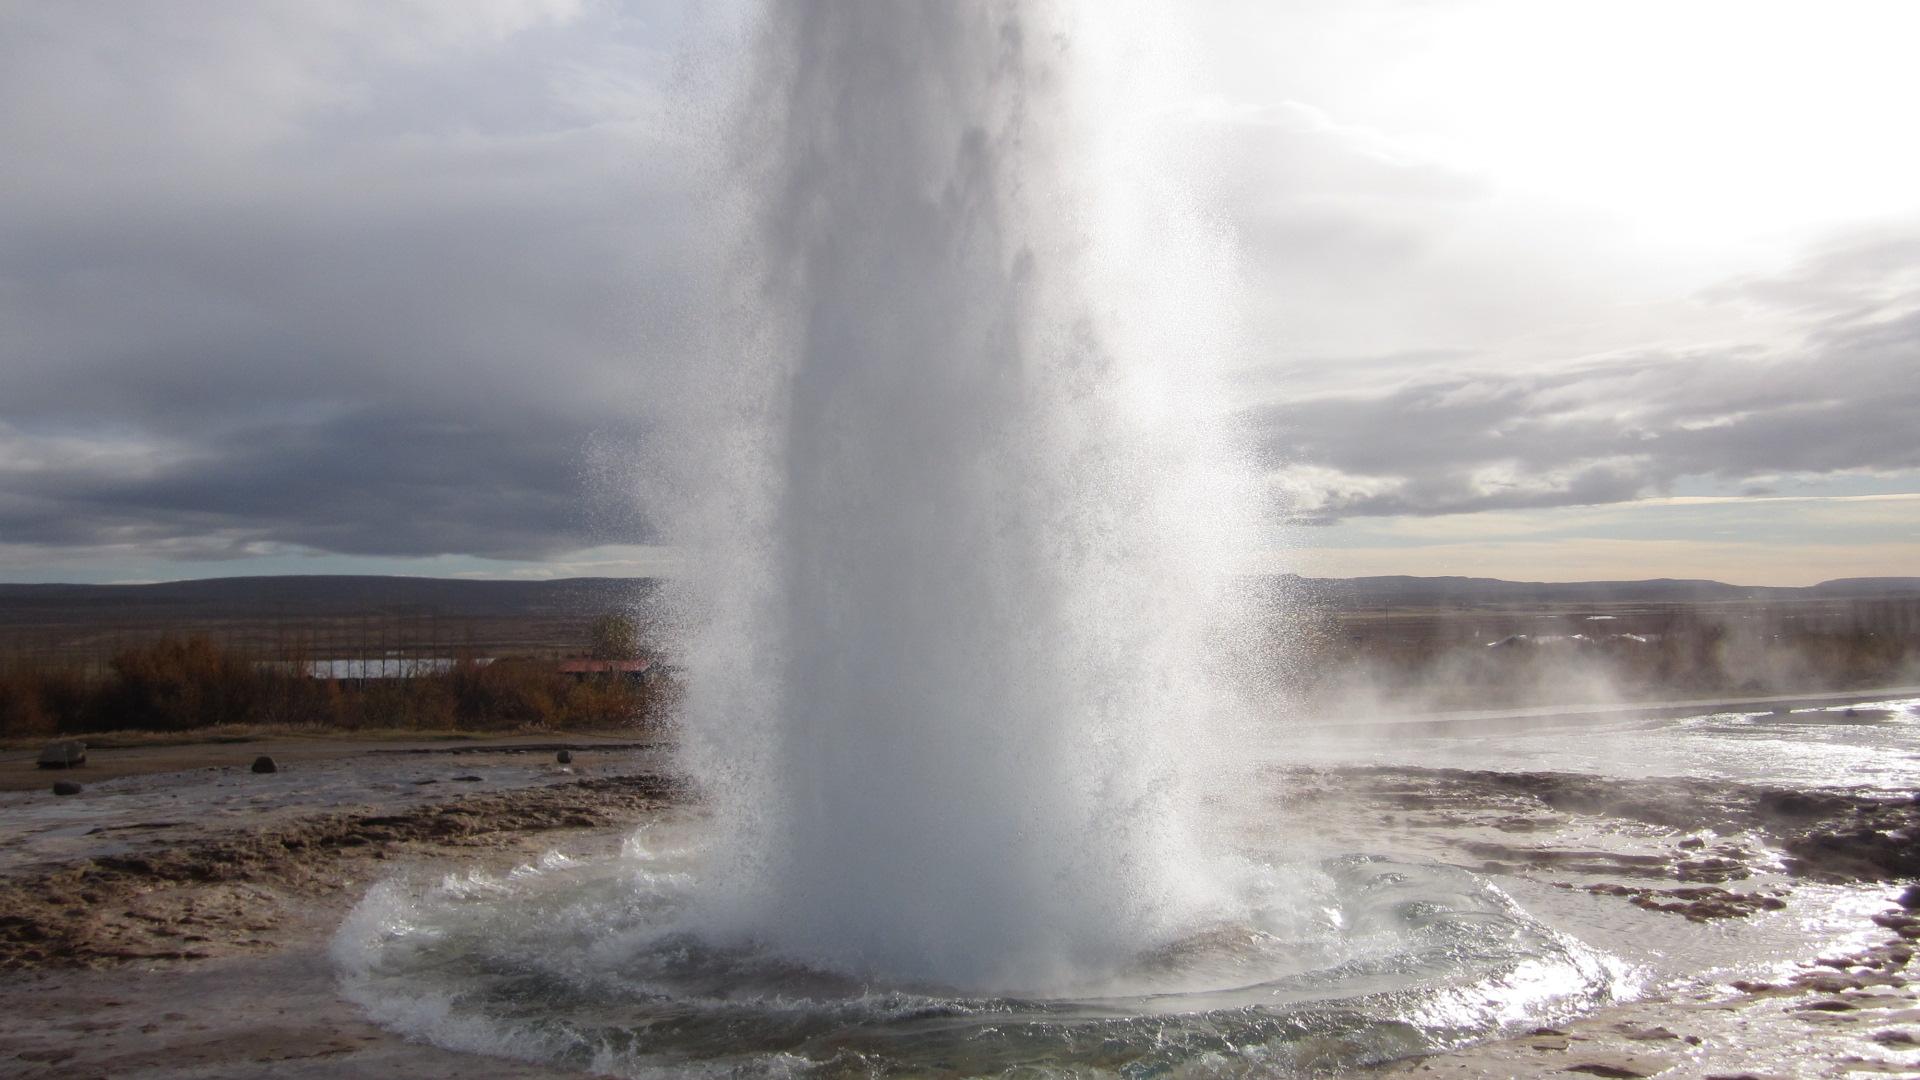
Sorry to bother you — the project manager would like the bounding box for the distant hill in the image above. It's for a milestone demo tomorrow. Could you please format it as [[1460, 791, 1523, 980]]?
[[1276, 574, 1746, 606], [1806, 577, 1920, 597], [0, 575, 656, 626], [0, 572, 1914, 628], [1273, 574, 1920, 607]]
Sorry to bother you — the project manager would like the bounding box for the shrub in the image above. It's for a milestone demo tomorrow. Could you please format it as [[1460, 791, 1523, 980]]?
[[88, 636, 266, 732], [0, 636, 670, 737]]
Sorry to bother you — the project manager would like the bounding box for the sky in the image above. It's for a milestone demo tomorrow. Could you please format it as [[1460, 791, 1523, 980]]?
[[1, 0, 1916, 587]]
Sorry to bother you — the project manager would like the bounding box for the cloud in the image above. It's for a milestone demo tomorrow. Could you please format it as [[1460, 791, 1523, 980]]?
[[1289, 494, 1920, 585], [0, 2, 710, 567], [0, 403, 655, 558], [1258, 231, 1920, 520], [1, 4, 1916, 581]]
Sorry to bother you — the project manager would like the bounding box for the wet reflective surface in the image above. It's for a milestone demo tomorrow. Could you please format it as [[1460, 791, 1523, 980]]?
[[1296, 696, 1920, 791], [335, 831, 1625, 1078], [333, 694, 1920, 1077]]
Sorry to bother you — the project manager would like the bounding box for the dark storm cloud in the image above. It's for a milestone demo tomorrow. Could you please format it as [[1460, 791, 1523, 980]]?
[[0, 2, 708, 566], [0, 405, 632, 558], [1259, 233, 1920, 520], [3, 3, 1916, 570]]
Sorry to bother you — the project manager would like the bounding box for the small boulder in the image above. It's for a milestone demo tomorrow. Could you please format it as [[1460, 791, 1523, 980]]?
[[1871, 1029, 1917, 1046], [250, 755, 278, 774], [555, 750, 573, 764], [51, 780, 83, 796], [36, 740, 87, 769]]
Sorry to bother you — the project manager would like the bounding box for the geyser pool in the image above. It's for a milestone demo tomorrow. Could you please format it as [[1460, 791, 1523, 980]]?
[[335, 2, 1632, 1074], [334, 823, 1625, 1077]]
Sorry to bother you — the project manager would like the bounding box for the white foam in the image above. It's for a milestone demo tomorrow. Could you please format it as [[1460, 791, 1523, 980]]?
[[331, 843, 1622, 1075]]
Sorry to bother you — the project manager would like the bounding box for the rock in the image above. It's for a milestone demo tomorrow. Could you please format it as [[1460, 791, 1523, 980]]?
[[452, 775, 482, 782], [1564, 1059, 1660, 1078], [1784, 822, 1920, 881], [1757, 789, 1851, 819], [555, 750, 573, 764], [250, 755, 278, 774], [36, 739, 87, 769], [1870, 1029, 1917, 1046], [1792, 971, 1866, 992], [1900, 883, 1920, 909], [51, 780, 83, 796]]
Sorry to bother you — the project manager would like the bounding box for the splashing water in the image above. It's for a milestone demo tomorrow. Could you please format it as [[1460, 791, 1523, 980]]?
[[335, 4, 1635, 1074], [334, 829, 1625, 1077], [657, 0, 1261, 991]]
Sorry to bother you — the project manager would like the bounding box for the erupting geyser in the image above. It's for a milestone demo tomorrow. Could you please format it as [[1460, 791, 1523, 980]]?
[[658, 0, 1260, 990], [334, 5, 1630, 1073]]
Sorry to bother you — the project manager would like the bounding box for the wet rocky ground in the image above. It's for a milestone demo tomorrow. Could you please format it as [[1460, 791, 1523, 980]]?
[[0, 773, 673, 970], [2, 739, 673, 1078], [0, 736, 1915, 1078], [1371, 911, 1920, 1079], [1291, 764, 1920, 897], [1297, 766, 1920, 1078]]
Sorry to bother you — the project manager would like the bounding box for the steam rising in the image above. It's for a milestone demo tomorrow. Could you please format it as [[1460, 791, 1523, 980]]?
[[649, 1, 1260, 989]]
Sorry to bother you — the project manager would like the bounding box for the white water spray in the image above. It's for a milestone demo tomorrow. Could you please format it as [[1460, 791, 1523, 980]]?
[[332, 10, 1634, 1069], [654, 1, 1261, 991]]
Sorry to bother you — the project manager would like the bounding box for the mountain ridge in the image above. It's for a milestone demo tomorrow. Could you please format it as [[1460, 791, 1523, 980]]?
[[1, 572, 1914, 624]]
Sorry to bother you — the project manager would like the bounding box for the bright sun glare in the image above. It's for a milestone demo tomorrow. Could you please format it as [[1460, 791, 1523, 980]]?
[[1388, 0, 1920, 249]]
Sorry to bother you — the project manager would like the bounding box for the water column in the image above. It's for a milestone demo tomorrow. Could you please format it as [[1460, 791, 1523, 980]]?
[[664, 0, 1257, 991]]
